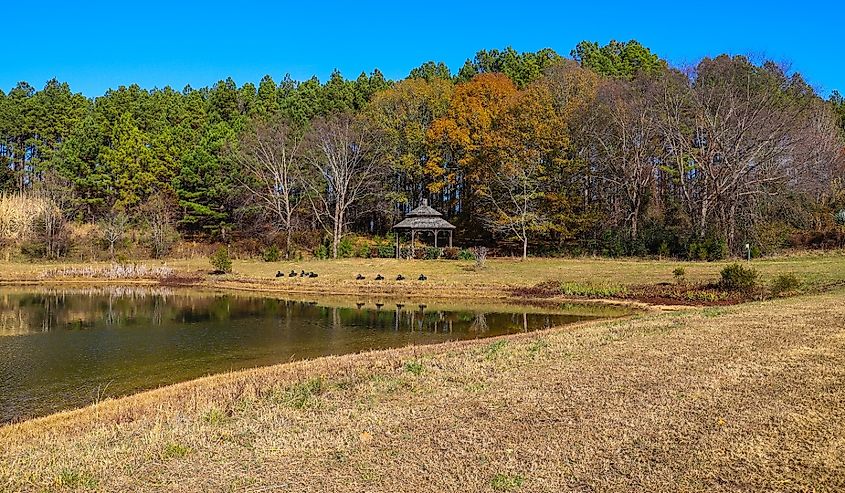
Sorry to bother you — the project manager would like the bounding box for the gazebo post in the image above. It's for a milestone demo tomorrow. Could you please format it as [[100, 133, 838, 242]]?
[[395, 231, 400, 259], [449, 230, 453, 248], [410, 230, 415, 257], [434, 230, 438, 248]]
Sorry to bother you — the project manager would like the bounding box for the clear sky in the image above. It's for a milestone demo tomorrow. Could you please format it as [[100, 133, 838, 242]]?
[[4, 1, 842, 97]]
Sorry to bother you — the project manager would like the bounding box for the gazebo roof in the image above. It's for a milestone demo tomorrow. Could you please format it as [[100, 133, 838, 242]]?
[[392, 199, 456, 230]]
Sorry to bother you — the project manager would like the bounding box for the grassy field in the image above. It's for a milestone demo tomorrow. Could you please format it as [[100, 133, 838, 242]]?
[[1, 288, 843, 491], [3, 251, 845, 300]]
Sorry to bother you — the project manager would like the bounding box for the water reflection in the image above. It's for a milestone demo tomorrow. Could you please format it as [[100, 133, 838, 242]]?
[[0, 287, 626, 423]]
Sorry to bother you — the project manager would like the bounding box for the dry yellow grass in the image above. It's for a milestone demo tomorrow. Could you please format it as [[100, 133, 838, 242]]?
[[3, 251, 845, 300], [1, 289, 843, 492]]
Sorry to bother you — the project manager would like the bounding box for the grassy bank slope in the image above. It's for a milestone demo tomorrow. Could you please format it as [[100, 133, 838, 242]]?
[[2, 290, 843, 492]]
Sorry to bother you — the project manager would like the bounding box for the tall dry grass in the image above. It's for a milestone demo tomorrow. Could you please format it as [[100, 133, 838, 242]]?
[[0, 192, 50, 260]]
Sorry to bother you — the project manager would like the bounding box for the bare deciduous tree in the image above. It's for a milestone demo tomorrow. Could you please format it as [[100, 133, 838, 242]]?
[[591, 75, 660, 239], [236, 120, 304, 257], [99, 210, 129, 259], [304, 113, 382, 259], [659, 57, 822, 248], [141, 192, 179, 259], [479, 162, 547, 259]]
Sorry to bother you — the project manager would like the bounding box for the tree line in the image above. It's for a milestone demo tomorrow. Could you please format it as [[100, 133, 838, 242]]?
[[1, 41, 844, 260]]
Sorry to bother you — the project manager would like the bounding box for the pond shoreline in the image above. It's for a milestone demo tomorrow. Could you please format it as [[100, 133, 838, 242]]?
[[0, 274, 679, 312], [2, 289, 843, 491], [0, 284, 633, 424]]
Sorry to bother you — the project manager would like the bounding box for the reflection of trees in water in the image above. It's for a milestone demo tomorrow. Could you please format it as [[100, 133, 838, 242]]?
[[470, 313, 488, 333], [0, 287, 574, 336]]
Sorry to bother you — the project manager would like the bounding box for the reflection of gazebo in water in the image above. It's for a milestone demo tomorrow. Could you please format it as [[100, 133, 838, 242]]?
[[392, 199, 456, 258]]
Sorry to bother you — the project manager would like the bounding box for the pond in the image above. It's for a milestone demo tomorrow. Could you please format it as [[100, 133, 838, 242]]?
[[0, 287, 629, 423]]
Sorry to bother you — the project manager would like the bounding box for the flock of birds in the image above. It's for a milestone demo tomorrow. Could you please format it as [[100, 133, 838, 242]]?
[[275, 270, 318, 278], [274, 270, 428, 281]]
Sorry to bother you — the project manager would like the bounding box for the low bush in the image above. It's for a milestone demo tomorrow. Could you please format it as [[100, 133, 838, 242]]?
[[377, 244, 395, 258], [672, 267, 686, 284], [261, 245, 281, 262], [770, 273, 801, 296], [337, 236, 355, 258], [719, 263, 758, 292], [424, 246, 441, 260], [355, 243, 371, 258], [209, 246, 232, 274], [458, 248, 475, 261]]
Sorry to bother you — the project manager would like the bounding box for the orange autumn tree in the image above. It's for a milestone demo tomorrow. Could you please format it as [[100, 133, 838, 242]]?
[[478, 81, 570, 258], [426, 73, 517, 226]]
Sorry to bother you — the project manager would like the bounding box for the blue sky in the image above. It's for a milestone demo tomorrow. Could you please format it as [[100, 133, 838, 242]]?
[[4, 1, 842, 97]]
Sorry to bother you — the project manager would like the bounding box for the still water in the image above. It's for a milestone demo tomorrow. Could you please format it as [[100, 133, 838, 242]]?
[[0, 287, 627, 423]]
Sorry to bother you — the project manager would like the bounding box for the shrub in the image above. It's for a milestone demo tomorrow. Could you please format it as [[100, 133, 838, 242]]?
[[355, 243, 371, 258], [686, 236, 728, 261], [770, 273, 800, 296], [458, 248, 475, 261], [425, 246, 441, 260], [719, 263, 758, 292], [835, 209, 845, 226], [337, 236, 355, 258], [657, 240, 670, 258], [314, 243, 329, 260], [209, 246, 232, 274], [377, 244, 395, 258], [262, 245, 281, 262], [672, 267, 686, 284]]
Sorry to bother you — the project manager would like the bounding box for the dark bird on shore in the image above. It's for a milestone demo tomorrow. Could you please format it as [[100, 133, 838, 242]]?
[[418, 274, 427, 281], [309, 272, 318, 278], [375, 274, 384, 281], [275, 271, 283, 278], [396, 274, 405, 281], [300, 270, 306, 277], [355, 274, 365, 280], [289, 270, 297, 277]]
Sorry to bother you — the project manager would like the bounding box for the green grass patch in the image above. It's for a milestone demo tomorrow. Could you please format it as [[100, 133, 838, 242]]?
[[485, 340, 509, 359], [558, 281, 627, 298], [527, 338, 550, 356], [403, 360, 424, 376], [160, 442, 192, 460], [491, 472, 525, 491], [56, 468, 98, 489], [202, 407, 228, 425], [283, 378, 325, 409], [701, 307, 727, 318]]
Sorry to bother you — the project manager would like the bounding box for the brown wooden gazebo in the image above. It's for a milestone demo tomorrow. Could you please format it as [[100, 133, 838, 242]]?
[[392, 199, 456, 258]]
